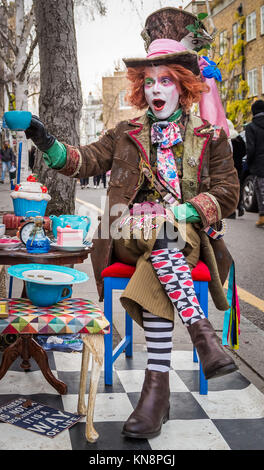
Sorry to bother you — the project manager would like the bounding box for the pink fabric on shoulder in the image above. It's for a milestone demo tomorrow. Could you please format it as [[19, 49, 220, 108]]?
[[199, 57, 230, 137]]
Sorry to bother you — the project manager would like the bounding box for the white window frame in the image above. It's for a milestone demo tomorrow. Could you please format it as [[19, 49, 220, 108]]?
[[219, 30, 227, 55], [248, 68, 258, 97], [220, 80, 228, 100], [246, 11, 257, 42], [261, 6, 264, 35], [119, 90, 131, 110], [262, 65, 264, 94], [234, 75, 241, 99], [232, 23, 238, 45]]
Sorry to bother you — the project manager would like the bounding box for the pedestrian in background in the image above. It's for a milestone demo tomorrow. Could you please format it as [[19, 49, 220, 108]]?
[[28, 145, 36, 172], [93, 175, 100, 188], [245, 100, 264, 227], [0, 141, 16, 184], [101, 173, 107, 189], [80, 177, 89, 189], [227, 119, 246, 218]]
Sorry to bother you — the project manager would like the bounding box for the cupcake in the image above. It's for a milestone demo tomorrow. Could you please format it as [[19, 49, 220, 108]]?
[[11, 174, 51, 217]]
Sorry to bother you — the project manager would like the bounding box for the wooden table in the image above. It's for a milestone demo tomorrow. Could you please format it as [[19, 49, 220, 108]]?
[[0, 245, 91, 395]]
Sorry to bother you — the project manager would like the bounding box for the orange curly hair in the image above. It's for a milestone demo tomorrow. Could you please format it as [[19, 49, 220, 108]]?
[[126, 64, 209, 111]]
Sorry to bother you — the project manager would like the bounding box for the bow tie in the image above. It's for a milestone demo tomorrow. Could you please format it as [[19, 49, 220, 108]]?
[[151, 121, 183, 148]]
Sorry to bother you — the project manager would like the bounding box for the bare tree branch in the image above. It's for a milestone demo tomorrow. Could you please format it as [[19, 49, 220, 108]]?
[[0, 0, 9, 16], [0, 48, 14, 77], [0, 28, 17, 55], [16, 34, 38, 82], [28, 91, 40, 98], [19, 3, 35, 47]]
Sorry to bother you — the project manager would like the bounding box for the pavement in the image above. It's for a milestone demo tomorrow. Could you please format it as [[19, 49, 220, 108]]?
[[1, 178, 264, 395]]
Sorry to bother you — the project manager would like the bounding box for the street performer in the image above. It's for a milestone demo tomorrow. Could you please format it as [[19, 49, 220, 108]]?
[[25, 8, 240, 440]]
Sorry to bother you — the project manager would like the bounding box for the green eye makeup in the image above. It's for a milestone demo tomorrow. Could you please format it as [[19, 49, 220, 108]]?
[[145, 78, 154, 86]]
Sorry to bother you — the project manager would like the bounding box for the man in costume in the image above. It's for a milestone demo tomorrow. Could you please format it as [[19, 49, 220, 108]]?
[[25, 8, 240, 439]]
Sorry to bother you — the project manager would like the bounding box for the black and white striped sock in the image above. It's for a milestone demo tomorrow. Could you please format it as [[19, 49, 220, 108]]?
[[143, 311, 173, 373]]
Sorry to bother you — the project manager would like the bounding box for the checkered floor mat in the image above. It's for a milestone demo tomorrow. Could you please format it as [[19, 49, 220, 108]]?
[[0, 350, 264, 450]]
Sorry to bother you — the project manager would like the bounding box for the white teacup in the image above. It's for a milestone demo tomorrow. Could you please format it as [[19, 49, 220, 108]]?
[[0, 224, 6, 237]]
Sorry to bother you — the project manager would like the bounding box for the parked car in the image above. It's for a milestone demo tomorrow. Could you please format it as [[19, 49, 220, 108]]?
[[241, 170, 258, 212], [239, 130, 258, 213]]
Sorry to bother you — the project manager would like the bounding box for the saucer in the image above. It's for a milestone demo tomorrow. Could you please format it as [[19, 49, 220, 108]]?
[[8, 264, 88, 285], [50, 241, 92, 252], [0, 238, 21, 250]]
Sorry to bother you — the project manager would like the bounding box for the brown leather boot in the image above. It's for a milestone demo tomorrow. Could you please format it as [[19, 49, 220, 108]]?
[[256, 216, 264, 227], [122, 369, 170, 439], [188, 318, 238, 380]]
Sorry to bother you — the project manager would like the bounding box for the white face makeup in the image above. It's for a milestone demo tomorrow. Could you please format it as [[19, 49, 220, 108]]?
[[144, 65, 180, 120]]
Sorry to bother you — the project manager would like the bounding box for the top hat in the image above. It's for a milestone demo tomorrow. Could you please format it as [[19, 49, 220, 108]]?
[[123, 7, 213, 75], [142, 7, 212, 51]]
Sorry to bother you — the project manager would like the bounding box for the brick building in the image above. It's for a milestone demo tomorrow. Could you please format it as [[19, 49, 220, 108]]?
[[207, 0, 264, 101], [102, 71, 139, 130]]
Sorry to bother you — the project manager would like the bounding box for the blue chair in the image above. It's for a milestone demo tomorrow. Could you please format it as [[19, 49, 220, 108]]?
[[101, 261, 211, 395]]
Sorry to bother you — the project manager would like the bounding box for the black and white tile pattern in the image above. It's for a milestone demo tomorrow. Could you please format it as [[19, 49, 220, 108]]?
[[0, 350, 264, 450]]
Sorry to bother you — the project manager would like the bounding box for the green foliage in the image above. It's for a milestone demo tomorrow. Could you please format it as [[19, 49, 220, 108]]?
[[210, 13, 252, 128], [226, 98, 251, 128]]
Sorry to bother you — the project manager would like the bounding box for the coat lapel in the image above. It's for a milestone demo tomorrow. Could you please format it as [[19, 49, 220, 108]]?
[[184, 114, 212, 183], [126, 113, 150, 164]]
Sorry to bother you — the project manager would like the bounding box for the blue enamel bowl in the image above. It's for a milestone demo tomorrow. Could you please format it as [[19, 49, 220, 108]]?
[[8, 264, 89, 307], [4, 111, 32, 131], [25, 282, 72, 307]]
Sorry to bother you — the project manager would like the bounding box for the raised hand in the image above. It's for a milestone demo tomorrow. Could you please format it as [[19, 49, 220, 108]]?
[[25, 115, 55, 152]]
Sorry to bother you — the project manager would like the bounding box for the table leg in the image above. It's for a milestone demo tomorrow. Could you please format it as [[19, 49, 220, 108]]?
[[20, 335, 31, 370], [78, 334, 104, 443], [0, 336, 22, 380], [28, 336, 67, 395]]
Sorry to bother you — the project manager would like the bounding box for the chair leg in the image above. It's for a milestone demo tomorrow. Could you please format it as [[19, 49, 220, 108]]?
[[198, 282, 208, 395], [125, 311, 133, 358], [104, 278, 113, 385], [78, 337, 90, 415], [192, 282, 208, 395], [78, 335, 104, 443]]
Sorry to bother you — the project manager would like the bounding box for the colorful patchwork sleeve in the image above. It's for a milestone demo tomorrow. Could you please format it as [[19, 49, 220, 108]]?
[[188, 192, 221, 227]]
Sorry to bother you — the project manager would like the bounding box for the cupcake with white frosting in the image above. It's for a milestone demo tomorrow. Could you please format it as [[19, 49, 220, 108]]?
[[11, 174, 51, 217]]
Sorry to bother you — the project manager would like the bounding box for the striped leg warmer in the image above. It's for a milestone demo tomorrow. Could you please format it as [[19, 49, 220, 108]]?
[[143, 311, 173, 373]]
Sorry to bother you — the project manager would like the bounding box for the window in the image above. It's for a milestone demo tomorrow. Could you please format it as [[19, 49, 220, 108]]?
[[246, 12, 256, 42], [261, 6, 264, 35], [232, 23, 238, 45], [262, 66, 264, 94], [220, 80, 228, 100], [247, 68, 258, 96], [219, 30, 227, 55], [233, 75, 242, 99], [119, 90, 131, 110]]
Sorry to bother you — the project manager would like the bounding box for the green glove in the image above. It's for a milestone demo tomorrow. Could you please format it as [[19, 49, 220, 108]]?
[[171, 202, 201, 223], [43, 139, 67, 169]]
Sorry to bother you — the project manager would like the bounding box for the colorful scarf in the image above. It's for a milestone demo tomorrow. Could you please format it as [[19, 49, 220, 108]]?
[[151, 121, 182, 200]]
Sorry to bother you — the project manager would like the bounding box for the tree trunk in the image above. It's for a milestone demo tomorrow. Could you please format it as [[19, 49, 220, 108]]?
[[33, 0, 82, 215], [15, 0, 30, 183]]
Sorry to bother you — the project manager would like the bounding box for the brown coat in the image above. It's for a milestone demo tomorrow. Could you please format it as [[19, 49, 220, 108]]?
[[59, 112, 239, 318]]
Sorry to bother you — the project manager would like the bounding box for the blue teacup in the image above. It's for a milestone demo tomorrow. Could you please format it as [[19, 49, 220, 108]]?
[[25, 281, 72, 307], [4, 111, 32, 131]]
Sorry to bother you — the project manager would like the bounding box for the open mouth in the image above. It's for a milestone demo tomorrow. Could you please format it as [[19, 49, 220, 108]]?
[[152, 99, 165, 111]]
